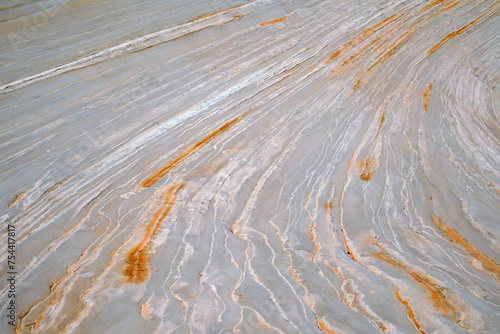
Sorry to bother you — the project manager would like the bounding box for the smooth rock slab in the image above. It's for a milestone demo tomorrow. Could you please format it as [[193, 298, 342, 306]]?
[[0, 0, 499, 333]]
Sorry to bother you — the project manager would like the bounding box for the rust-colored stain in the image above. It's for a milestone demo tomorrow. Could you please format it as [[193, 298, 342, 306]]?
[[255, 313, 273, 329], [340, 54, 357, 68], [317, 317, 344, 334], [364, 0, 463, 70], [366, 28, 413, 71], [259, 16, 287, 26], [352, 78, 361, 90], [359, 158, 375, 181], [345, 0, 463, 72], [232, 14, 243, 18], [417, 0, 447, 13], [123, 183, 183, 284], [429, 197, 433, 200], [357, 116, 384, 181], [323, 50, 342, 65], [362, 12, 399, 33], [331, 34, 383, 75], [441, 0, 460, 12], [324, 12, 400, 66], [422, 83, 433, 112], [141, 114, 246, 188], [394, 286, 426, 334], [8, 192, 25, 208], [427, 2, 499, 56], [309, 219, 320, 262], [432, 216, 500, 283], [375, 249, 456, 319], [343, 235, 358, 263], [377, 113, 385, 134]]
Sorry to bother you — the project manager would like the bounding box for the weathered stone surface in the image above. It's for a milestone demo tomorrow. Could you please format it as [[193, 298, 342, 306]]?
[[0, 0, 499, 333]]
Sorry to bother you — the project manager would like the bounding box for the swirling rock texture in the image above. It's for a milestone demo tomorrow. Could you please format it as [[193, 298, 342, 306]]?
[[0, 0, 499, 333]]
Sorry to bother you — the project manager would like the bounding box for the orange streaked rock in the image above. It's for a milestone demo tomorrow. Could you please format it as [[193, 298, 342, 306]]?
[[317, 317, 344, 334], [375, 249, 456, 319], [394, 286, 426, 334], [325, 11, 400, 67], [260, 16, 287, 26], [427, 2, 499, 56], [359, 158, 375, 181], [122, 183, 183, 284], [422, 83, 433, 112], [323, 49, 342, 65], [141, 114, 246, 187], [352, 79, 361, 90], [8, 192, 24, 208], [432, 216, 500, 283]]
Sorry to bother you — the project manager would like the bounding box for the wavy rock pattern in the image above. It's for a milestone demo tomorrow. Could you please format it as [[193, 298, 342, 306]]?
[[1, 0, 499, 333]]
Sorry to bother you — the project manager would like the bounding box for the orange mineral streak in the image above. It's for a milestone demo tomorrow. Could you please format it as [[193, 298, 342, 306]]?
[[419, 0, 445, 12], [259, 16, 287, 26], [256, 314, 272, 329], [366, 27, 414, 71], [327, 0, 455, 69], [427, 3, 499, 56], [323, 50, 342, 65], [377, 113, 385, 134], [141, 114, 245, 187], [123, 183, 183, 284], [309, 219, 321, 262], [317, 317, 344, 334], [323, 12, 399, 65], [432, 216, 500, 283], [352, 78, 361, 90], [287, 265, 316, 316], [417, 0, 459, 15], [359, 158, 375, 181], [422, 83, 433, 112], [442, 0, 461, 12], [394, 286, 426, 334], [331, 35, 383, 73], [375, 250, 455, 319], [8, 192, 24, 208], [357, 115, 383, 182], [368, 0, 467, 70], [366, 0, 461, 70], [343, 235, 358, 262]]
